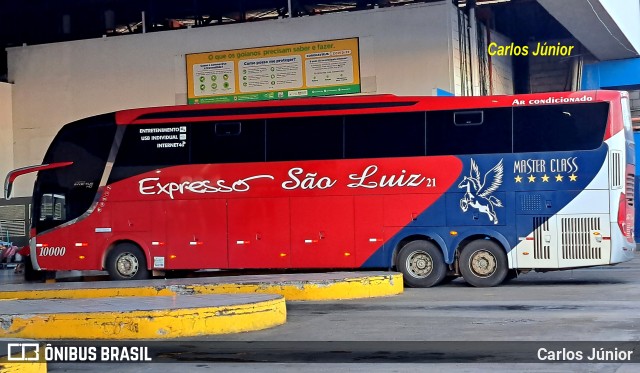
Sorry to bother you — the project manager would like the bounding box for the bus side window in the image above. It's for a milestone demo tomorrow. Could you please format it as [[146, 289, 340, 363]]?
[[39, 194, 52, 220], [427, 108, 512, 155], [266, 116, 343, 162], [344, 112, 426, 159], [108, 124, 191, 183], [39, 194, 66, 221], [192, 120, 265, 164], [513, 103, 609, 153]]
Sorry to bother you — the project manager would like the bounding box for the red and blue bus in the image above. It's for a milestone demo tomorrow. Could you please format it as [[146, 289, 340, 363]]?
[[5, 90, 635, 287]]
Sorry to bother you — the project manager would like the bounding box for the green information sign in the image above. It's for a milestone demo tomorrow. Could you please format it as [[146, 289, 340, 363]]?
[[186, 38, 361, 104]]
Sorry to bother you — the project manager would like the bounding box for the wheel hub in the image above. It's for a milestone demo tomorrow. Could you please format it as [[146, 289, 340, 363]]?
[[406, 251, 433, 278], [470, 250, 496, 277], [116, 252, 139, 278]]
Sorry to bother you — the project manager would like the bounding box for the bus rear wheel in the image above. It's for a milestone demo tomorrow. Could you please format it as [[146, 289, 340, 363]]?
[[397, 240, 447, 288], [459, 239, 507, 287], [106, 243, 150, 281]]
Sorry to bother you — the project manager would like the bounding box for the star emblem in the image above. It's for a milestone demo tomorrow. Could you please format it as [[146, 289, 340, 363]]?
[[528, 175, 536, 183], [515, 175, 523, 183], [569, 173, 578, 181], [541, 174, 550, 182], [555, 174, 564, 182]]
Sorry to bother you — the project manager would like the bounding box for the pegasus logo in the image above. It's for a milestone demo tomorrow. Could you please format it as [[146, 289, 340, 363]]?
[[458, 159, 504, 224]]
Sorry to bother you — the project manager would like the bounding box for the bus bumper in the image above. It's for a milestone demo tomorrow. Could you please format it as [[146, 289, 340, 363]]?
[[610, 223, 636, 264], [29, 237, 41, 270]]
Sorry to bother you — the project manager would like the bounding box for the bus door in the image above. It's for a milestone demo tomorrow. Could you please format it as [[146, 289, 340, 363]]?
[[163, 199, 228, 270], [291, 196, 355, 268]]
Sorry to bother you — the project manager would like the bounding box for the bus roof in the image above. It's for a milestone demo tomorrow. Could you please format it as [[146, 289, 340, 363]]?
[[116, 90, 624, 125]]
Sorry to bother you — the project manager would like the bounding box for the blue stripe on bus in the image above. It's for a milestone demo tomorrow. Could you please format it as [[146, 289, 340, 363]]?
[[362, 144, 609, 268]]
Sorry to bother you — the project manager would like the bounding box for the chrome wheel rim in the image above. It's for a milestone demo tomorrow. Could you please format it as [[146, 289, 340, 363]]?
[[116, 252, 139, 278]]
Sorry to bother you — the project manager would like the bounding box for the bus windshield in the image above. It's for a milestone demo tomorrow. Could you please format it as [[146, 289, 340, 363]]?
[[32, 114, 117, 234]]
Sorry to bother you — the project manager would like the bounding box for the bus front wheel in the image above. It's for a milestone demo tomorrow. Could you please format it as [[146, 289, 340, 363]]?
[[459, 239, 508, 287], [106, 243, 151, 281], [397, 240, 447, 288], [23, 257, 47, 282]]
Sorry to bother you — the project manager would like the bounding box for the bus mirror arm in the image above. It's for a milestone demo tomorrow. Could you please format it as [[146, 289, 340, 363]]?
[[4, 162, 74, 200], [4, 178, 12, 201]]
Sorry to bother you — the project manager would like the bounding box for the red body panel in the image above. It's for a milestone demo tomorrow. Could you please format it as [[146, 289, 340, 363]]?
[[354, 196, 385, 266], [165, 199, 227, 269], [290, 196, 355, 268], [228, 198, 291, 268], [34, 156, 462, 270]]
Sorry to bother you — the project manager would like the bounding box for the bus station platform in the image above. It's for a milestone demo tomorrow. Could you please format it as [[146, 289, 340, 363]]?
[[0, 293, 286, 339], [0, 271, 403, 301], [0, 271, 401, 340]]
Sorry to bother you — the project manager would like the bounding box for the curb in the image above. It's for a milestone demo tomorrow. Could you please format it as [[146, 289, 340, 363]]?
[[0, 294, 286, 339], [0, 272, 403, 301], [188, 273, 404, 300]]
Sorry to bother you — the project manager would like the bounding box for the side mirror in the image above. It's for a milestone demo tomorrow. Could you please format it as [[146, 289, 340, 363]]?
[[4, 162, 74, 200]]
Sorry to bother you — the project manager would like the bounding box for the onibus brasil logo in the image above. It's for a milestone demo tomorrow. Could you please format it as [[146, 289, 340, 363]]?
[[458, 159, 504, 225]]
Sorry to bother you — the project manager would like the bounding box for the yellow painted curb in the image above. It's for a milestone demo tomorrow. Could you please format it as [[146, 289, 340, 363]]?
[[0, 296, 286, 340], [187, 273, 404, 300], [0, 273, 403, 301], [0, 287, 175, 300], [0, 361, 47, 373], [0, 342, 47, 373]]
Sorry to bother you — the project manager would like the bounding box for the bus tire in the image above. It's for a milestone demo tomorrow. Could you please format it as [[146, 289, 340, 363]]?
[[459, 239, 508, 287], [106, 243, 150, 281], [397, 240, 447, 288]]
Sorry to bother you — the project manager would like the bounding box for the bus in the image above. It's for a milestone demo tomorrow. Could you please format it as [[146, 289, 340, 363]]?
[[4, 90, 635, 287]]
